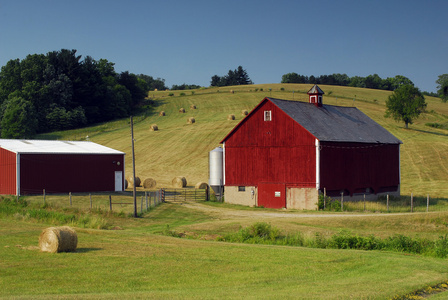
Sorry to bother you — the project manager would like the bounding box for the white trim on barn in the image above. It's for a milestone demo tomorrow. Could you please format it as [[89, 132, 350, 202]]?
[[16, 153, 20, 196], [222, 142, 226, 186], [315, 139, 320, 190]]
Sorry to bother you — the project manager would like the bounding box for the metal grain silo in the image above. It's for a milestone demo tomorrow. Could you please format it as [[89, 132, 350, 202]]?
[[209, 146, 223, 198]]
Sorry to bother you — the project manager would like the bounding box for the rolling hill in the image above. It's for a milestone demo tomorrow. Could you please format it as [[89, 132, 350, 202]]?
[[39, 84, 448, 198]]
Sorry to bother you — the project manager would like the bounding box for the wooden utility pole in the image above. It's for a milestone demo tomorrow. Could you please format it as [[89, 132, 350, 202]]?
[[131, 116, 137, 218]]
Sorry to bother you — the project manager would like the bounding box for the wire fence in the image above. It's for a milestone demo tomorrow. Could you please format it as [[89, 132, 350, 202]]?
[[25, 190, 165, 215], [322, 193, 448, 213], [24, 187, 210, 215]]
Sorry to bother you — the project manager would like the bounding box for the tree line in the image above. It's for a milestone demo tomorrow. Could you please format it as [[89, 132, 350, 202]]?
[[281, 72, 448, 102], [281, 72, 417, 91], [0, 49, 168, 138], [210, 66, 253, 87]]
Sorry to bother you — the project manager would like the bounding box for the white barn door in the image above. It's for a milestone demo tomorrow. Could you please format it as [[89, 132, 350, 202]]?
[[115, 171, 123, 191]]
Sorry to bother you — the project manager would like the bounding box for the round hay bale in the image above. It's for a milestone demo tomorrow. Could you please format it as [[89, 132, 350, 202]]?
[[127, 176, 141, 187], [39, 226, 77, 253], [190, 105, 196, 109], [227, 114, 235, 120], [143, 178, 157, 189], [159, 111, 165, 116], [195, 182, 209, 189], [230, 90, 234, 94], [187, 117, 195, 124], [179, 108, 185, 113], [172, 176, 187, 188], [242, 110, 248, 116], [150, 124, 158, 131]]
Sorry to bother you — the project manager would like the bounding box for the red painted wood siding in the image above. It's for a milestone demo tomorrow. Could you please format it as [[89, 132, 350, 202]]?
[[224, 100, 316, 187], [0, 148, 16, 195], [320, 142, 400, 196], [19, 153, 124, 194]]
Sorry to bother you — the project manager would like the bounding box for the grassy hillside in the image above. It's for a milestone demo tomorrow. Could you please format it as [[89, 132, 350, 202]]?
[[39, 84, 448, 198]]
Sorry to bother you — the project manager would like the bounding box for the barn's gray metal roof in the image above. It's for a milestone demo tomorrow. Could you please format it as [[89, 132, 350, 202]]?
[[268, 98, 402, 144], [0, 139, 125, 154]]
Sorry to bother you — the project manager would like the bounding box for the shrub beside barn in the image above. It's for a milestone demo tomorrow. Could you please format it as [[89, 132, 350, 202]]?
[[220, 85, 402, 209], [0, 139, 125, 195]]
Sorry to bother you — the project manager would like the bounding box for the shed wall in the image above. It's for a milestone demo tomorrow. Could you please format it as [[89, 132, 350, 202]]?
[[0, 148, 16, 195], [19, 153, 124, 194], [319, 142, 400, 196]]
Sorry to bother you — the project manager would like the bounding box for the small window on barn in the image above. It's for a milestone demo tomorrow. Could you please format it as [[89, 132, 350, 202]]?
[[238, 186, 246, 192], [264, 110, 272, 121]]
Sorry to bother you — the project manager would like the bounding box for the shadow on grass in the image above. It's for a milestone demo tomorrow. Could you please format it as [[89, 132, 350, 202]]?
[[76, 247, 102, 253]]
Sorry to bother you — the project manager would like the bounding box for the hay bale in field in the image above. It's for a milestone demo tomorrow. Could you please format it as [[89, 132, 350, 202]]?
[[150, 124, 158, 131], [159, 111, 165, 116], [187, 117, 195, 124], [179, 108, 185, 113], [190, 104, 196, 109], [227, 114, 235, 120], [242, 110, 248, 116], [230, 90, 234, 94], [143, 178, 157, 189], [195, 182, 209, 189], [172, 176, 187, 188], [39, 226, 77, 253], [127, 176, 141, 187]]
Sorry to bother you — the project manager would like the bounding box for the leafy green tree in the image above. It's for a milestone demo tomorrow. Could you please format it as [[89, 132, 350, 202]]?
[[385, 84, 426, 129], [210, 75, 222, 87], [137, 74, 167, 91], [436, 74, 448, 102], [281, 72, 308, 84], [0, 96, 37, 138]]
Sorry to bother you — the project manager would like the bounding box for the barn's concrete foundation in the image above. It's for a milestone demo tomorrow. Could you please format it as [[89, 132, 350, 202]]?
[[224, 186, 257, 207], [286, 187, 318, 210]]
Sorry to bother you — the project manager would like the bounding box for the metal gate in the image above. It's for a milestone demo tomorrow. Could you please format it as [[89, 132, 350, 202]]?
[[162, 188, 208, 202]]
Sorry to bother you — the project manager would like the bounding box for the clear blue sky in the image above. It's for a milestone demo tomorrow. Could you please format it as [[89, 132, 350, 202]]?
[[0, 0, 446, 92]]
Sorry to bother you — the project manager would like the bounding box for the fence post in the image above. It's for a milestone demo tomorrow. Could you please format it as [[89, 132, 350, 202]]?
[[109, 195, 112, 211], [363, 194, 366, 211], [387, 194, 389, 212], [145, 192, 148, 210], [411, 193, 413, 213], [69, 192, 72, 206], [341, 192, 344, 212], [141, 196, 143, 213], [90, 193, 92, 210], [427, 194, 429, 212]]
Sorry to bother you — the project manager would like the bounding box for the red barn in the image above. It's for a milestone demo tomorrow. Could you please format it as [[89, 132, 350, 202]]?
[[0, 139, 125, 195], [220, 85, 402, 209]]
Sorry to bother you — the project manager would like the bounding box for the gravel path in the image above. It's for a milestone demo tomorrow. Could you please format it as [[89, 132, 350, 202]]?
[[180, 202, 416, 219]]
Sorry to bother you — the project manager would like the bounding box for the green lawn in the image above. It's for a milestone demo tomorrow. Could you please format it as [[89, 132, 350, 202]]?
[[2, 200, 448, 299], [2, 217, 448, 299]]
